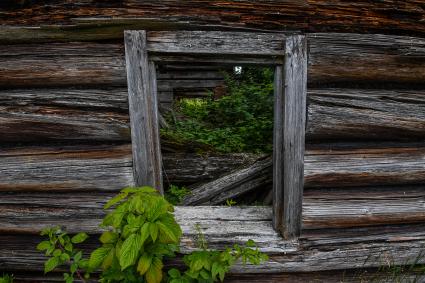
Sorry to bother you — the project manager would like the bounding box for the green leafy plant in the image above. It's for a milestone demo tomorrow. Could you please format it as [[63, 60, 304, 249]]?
[[161, 67, 274, 153], [225, 199, 237, 207], [38, 187, 267, 282], [0, 274, 13, 283], [165, 184, 191, 205], [36, 227, 89, 282]]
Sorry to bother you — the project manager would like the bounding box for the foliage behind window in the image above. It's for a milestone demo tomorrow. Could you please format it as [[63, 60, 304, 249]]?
[[161, 67, 274, 153]]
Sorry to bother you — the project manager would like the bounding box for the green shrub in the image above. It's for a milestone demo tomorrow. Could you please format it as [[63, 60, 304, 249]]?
[[37, 186, 268, 282], [165, 184, 191, 205], [0, 274, 13, 283], [161, 67, 274, 153]]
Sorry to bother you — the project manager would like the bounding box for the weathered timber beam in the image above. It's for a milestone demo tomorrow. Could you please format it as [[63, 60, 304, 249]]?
[[1, 145, 424, 192], [0, 33, 424, 87], [1, 206, 425, 273], [0, 0, 424, 36], [182, 156, 270, 205], [1, 88, 424, 142]]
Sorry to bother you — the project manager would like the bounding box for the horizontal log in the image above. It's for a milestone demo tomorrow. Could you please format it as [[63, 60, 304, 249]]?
[[1, 1, 424, 36], [1, 88, 424, 142], [1, 205, 425, 273], [0, 145, 259, 191], [9, 270, 425, 283], [1, 145, 424, 192], [1, 184, 424, 230], [0, 33, 424, 87], [146, 31, 286, 56]]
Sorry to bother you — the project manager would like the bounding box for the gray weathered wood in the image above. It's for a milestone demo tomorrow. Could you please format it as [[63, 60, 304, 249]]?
[[146, 31, 286, 56], [1, 145, 424, 192], [2, 204, 425, 273], [1, 33, 424, 88], [0, 88, 424, 142], [124, 30, 163, 192], [273, 35, 307, 239], [182, 156, 270, 205]]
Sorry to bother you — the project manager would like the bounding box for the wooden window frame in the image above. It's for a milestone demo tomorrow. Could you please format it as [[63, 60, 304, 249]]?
[[124, 30, 307, 239]]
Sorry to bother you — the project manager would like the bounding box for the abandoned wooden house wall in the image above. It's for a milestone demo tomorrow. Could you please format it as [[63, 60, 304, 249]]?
[[0, 1, 424, 282]]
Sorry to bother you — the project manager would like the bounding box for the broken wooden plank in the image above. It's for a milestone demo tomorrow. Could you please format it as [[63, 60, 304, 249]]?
[[125, 30, 163, 191], [182, 156, 270, 205]]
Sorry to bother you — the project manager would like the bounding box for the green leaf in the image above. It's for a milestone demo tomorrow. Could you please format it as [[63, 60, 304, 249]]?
[[53, 249, 62, 257], [71, 232, 88, 244], [36, 241, 51, 251], [140, 222, 150, 244], [149, 223, 159, 242], [145, 257, 163, 283], [137, 253, 152, 275], [157, 222, 178, 243], [88, 247, 110, 270], [73, 251, 82, 262], [70, 262, 78, 273], [200, 270, 210, 280], [101, 247, 115, 270], [44, 256, 60, 273], [168, 268, 181, 279], [60, 253, 70, 262], [104, 192, 128, 209], [100, 231, 117, 244], [119, 234, 142, 270], [211, 262, 220, 279], [219, 268, 226, 282]]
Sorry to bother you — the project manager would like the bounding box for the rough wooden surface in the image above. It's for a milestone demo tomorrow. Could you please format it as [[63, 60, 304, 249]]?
[[182, 156, 270, 205], [125, 31, 163, 191], [273, 35, 307, 239], [0, 33, 424, 88], [1, 1, 424, 36], [1, 145, 424, 192], [1, 88, 423, 143], [146, 31, 286, 56], [1, 205, 425, 273]]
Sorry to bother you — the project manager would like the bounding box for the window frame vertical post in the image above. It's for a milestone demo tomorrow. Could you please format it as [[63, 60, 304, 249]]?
[[273, 35, 307, 239]]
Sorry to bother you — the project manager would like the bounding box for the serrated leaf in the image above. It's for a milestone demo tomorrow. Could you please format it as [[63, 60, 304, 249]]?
[[101, 247, 115, 270], [137, 253, 152, 275], [88, 247, 110, 270], [104, 192, 128, 209], [149, 223, 159, 242], [119, 234, 142, 270], [44, 256, 60, 273], [36, 241, 51, 251], [145, 257, 163, 283], [157, 222, 178, 244], [71, 232, 88, 244], [140, 222, 150, 244]]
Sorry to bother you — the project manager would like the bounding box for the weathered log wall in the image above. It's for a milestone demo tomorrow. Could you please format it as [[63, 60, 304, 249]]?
[[1, 2, 425, 280]]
